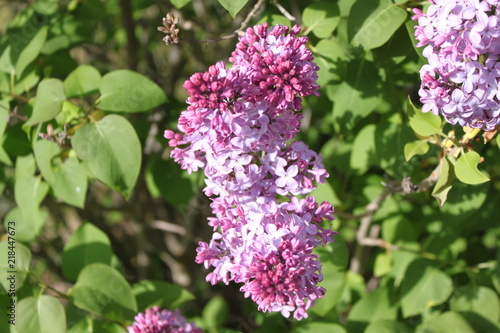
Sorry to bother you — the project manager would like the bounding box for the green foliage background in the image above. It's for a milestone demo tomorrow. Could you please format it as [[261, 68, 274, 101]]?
[[0, 0, 499, 332]]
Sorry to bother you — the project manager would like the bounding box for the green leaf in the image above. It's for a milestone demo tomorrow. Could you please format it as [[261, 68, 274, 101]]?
[[374, 252, 392, 277], [348, 0, 407, 50], [374, 118, 415, 177], [52, 156, 88, 207], [303, 2, 341, 38], [294, 322, 347, 333], [15, 176, 49, 209], [18, 295, 66, 333], [405, 19, 425, 61], [13, 26, 49, 77], [145, 157, 197, 210], [347, 287, 399, 332], [432, 156, 456, 206], [450, 285, 500, 323], [62, 222, 112, 282], [404, 140, 430, 162], [313, 39, 346, 86], [71, 114, 141, 199], [417, 312, 475, 333], [0, 239, 31, 291], [69, 263, 137, 322], [0, 105, 11, 166], [455, 151, 489, 185], [389, 242, 420, 287], [382, 216, 416, 244], [331, 59, 382, 130], [350, 124, 376, 174], [407, 97, 442, 137], [365, 320, 412, 333], [256, 14, 292, 27], [33, 140, 88, 207], [217, 0, 248, 18], [372, 25, 413, 68], [311, 240, 349, 316], [400, 259, 453, 318], [13, 167, 49, 241], [309, 180, 341, 207], [441, 180, 488, 225], [132, 280, 195, 311], [171, 0, 191, 8], [98, 70, 166, 112], [64, 65, 101, 98], [202, 295, 228, 329], [25, 78, 66, 126], [3, 206, 47, 242]]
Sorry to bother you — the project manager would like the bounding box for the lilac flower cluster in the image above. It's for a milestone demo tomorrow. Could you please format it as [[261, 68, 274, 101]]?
[[413, 0, 500, 130], [165, 24, 336, 320], [127, 307, 201, 333]]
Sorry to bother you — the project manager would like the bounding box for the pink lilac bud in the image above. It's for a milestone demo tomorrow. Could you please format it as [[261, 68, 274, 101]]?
[[127, 307, 202, 333], [165, 24, 335, 320], [413, 0, 500, 130]]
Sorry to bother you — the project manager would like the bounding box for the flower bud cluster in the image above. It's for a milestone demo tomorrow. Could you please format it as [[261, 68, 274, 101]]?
[[413, 0, 500, 130], [127, 307, 201, 333], [165, 23, 336, 320]]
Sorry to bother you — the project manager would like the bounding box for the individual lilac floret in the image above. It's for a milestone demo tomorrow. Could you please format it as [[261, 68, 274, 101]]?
[[413, 0, 500, 130], [127, 307, 202, 333], [165, 23, 335, 320]]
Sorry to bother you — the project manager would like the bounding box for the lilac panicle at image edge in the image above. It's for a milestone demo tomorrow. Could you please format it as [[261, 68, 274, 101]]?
[[413, 0, 500, 130], [127, 306, 202, 333], [164, 23, 336, 321]]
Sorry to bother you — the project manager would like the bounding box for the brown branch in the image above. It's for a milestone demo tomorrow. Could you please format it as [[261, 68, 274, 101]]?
[[271, 0, 296, 21], [118, 0, 139, 70], [151, 219, 186, 236], [349, 162, 442, 274]]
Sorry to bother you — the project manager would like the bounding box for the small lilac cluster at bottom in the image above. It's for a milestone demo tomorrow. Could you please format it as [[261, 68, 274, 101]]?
[[165, 23, 336, 320], [413, 0, 500, 130], [127, 307, 201, 333]]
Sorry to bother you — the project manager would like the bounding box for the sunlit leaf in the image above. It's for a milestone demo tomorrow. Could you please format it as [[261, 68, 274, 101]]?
[[400, 259, 453, 318], [171, 0, 191, 9], [25, 78, 65, 126], [365, 320, 412, 333], [347, 287, 399, 332], [62, 222, 112, 282], [69, 263, 137, 322], [432, 156, 456, 206], [18, 295, 66, 333], [404, 140, 429, 161], [407, 97, 442, 137], [98, 70, 166, 112], [71, 114, 141, 199], [0, 239, 31, 292], [455, 151, 489, 185], [294, 322, 346, 333], [450, 285, 500, 323], [64, 65, 101, 98], [417, 312, 475, 333], [303, 2, 341, 38], [348, 0, 407, 50], [217, 0, 248, 18]]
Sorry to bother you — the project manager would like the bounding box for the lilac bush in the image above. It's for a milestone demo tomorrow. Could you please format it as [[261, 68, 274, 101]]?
[[413, 0, 500, 130], [165, 23, 336, 320], [127, 307, 201, 333]]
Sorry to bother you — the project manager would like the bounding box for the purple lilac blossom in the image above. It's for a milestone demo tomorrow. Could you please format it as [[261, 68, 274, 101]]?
[[413, 0, 500, 130], [165, 23, 336, 320], [127, 307, 202, 333]]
